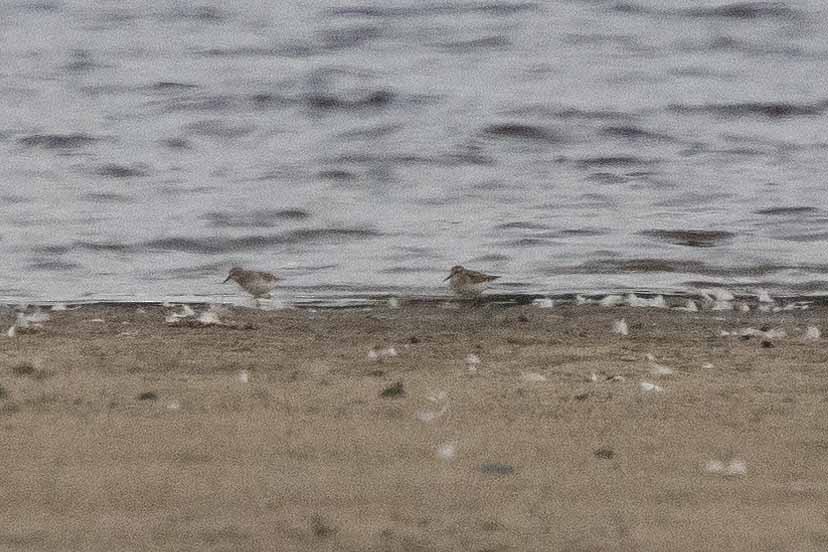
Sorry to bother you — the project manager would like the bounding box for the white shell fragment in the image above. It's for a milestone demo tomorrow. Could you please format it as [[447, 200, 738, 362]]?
[[647, 354, 674, 376], [755, 289, 774, 303], [436, 442, 457, 462], [639, 382, 663, 393], [238, 370, 250, 383], [705, 458, 747, 476], [368, 347, 398, 361], [464, 353, 481, 373], [416, 391, 449, 423], [612, 319, 629, 336]]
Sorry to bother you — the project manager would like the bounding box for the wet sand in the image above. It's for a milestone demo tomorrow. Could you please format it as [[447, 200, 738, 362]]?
[[1, 300, 828, 551]]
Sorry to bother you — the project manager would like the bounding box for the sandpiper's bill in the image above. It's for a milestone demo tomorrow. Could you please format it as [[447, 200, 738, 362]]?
[[223, 267, 280, 299], [444, 265, 499, 296]]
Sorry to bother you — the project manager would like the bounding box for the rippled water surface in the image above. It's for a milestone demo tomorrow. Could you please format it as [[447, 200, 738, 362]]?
[[3, 0, 828, 303]]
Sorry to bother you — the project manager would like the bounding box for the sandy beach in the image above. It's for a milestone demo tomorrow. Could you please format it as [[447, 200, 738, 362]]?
[[1, 299, 827, 551]]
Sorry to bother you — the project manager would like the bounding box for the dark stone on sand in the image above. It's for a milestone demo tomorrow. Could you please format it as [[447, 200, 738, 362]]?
[[479, 463, 515, 475]]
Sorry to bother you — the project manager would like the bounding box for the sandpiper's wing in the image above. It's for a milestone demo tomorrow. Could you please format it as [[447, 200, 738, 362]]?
[[255, 271, 280, 282], [464, 269, 499, 283]]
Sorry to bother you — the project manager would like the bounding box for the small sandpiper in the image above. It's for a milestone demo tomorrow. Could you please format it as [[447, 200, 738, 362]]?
[[444, 265, 499, 296], [223, 267, 280, 299]]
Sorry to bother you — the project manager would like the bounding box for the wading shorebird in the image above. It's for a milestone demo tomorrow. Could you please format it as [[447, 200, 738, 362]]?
[[444, 265, 499, 296], [223, 267, 280, 299]]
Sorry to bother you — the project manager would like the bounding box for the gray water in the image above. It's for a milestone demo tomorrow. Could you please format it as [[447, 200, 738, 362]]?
[[3, 0, 828, 304]]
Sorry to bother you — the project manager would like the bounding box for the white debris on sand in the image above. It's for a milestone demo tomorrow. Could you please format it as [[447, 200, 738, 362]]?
[[639, 382, 663, 393], [387, 297, 401, 309], [197, 309, 223, 326], [646, 354, 674, 376], [720, 327, 787, 339], [416, 391, 449, 423], [755, 289, 774, 303], [7, 310, 48, 336], [804, 326, 821, 340], [532, 297, 555, 308], [520, 372, 547, 382], [238, 369, 250, 383], [612, 319, 629, 336], [702, 362, 714, 369], [368, 346, 398, 361], [436, 442, 457, 462], [464, 353, 481, 373], [704, 458, 747, 477]]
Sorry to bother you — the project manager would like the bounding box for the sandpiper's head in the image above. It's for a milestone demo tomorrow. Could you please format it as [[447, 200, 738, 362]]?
[[224, 267, 244, 283], [444, 265, 464, 281]]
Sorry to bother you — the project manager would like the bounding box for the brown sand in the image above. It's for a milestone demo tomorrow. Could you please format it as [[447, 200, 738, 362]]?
[[1, 301, 827, 551]]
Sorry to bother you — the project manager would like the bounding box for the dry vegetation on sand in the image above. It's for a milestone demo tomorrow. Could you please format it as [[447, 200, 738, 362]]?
[[1, 301, 828, 551]]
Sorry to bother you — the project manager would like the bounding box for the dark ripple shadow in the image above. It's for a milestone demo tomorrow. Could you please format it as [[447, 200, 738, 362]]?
[[184, 120, 256, 139], [775, 232, 828, 242], [755, 206, 819, 216], [435, 35, 510, 52], [680, 3, 800, 19], [15, 1, 61, 13], [575, 258, 709, 273], [93, 164, 150, 178], [577, 155, 655, 168], [601, 125, 676, 143], [670, 101, 826, 119], [337, 123, 403, 140], [329, 150, 493, 168], [611, 2, 801, 20], [151, 81, 200, 91], [481, 123, 562, 143], [329, 2, 538, 18], [318, 25, 383, 50], [80, 192, 134, 203], [153, 93, 293, 113], [62, 50, 111, 73], [586, 172, 628, 184], [495, 221, 551, 231], [76, 241, 132, 252], [201, 209, 311, 228], [318, 169, 358, 181], [305, 89, 396, 111], [142, 228, 379, 254], [27, 259, 81, 271], [18, 133, 99, 149], [378, 266, 435, 274], [167, 5, 227, 22], [159, 137, 192, 150], [161, 262, 232, 280], [640, 229, 735, 247]]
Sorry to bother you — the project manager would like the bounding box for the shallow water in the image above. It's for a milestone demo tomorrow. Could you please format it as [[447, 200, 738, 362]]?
[[2, 0, 828, 303]]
